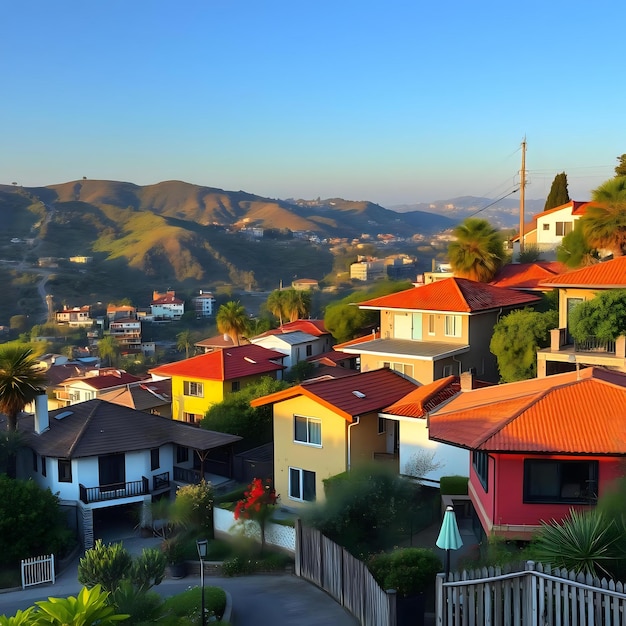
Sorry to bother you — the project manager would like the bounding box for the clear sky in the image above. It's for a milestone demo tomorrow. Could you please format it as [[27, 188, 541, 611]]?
[[2, 1, 623, 207]]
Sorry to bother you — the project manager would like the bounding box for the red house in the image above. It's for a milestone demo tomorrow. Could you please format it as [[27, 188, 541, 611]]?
[[428, 367, 626, 540]]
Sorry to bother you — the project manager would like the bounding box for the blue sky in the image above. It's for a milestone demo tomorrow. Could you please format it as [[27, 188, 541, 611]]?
[[2, 1, 623, 207]]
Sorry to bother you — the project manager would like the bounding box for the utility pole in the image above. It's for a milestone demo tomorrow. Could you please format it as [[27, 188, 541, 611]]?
[[519, 137, 527, 255]]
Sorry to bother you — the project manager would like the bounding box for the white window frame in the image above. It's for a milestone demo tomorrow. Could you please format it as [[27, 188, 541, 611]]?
[[444, 315, 462, 338], [183, 381, 204, 397], [294, 415, 322, 447], [288, 467, 316, 502]]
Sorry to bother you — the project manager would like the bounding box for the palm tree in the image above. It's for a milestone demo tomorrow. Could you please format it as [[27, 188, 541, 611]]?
[[283, 288, 312, 322], [581, 176, 626, 257], [176, 330, 193, 359], [216, 301, 248, 346], [266, 290, 287, 326], [447, 218, 505, 282], [0, 346, 46, 432]]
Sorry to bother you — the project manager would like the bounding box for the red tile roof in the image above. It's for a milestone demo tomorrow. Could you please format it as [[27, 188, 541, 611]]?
[[358, 278, 541, 313], [59, 370, 144, 390], [489, 262, 566, 291], [251, 367, 417, 421], [428, 367, 626, 454], [254, 319, 330, 338], [334, 331, 380, 350], [150, 344, 286, 381], [539, 257, 626, 288], [151, 295, 184, 305]]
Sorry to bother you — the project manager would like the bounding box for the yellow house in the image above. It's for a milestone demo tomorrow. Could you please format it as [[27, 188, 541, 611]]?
[[339, 278, 541, 385], [150, 345, 286, 423], [251, 368, 417, 510], [537, 256, 626, 376]]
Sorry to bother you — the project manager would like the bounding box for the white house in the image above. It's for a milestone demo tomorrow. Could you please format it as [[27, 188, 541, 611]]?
[[109, 318, 142, 351], [17, 396, 241, 548], [250, 330, 321, 371], [193, 290, 216, 318], [54, 369, 146, 406], [151, 291, 185, 321]]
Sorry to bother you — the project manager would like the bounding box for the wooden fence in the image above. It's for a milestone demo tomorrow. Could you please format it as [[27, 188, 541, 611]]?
[[436, 560, 626, 626], [21, 554, 55, 589], [294, 519, 396, 626]]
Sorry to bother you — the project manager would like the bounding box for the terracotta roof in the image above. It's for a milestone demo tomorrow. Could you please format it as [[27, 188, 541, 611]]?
[[511, 201, 591, 241], [358, 278, 541, 313], [306, 350, 355, 365], [489, 262, 566, 291], [152, 295, 184, 305], [428, 367, 626, 454], [334, 330, 380, 349], [254, 320, 330, 338], [195, 334, 250, 349], [99, 380, 172, 411], [251, 367, 417, 421], [150, 344, 286, 381], [539, 257, 626, 288], [59, 370, 144, 390], [19, 400, 240, 458]]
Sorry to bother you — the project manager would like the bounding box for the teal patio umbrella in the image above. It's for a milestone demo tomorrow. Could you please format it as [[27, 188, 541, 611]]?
[[436, 505, 463, 577]]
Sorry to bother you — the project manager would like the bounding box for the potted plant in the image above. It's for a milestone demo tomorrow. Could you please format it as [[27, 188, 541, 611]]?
[[368, 548, 441, 626], [161, 537, 187, 579]]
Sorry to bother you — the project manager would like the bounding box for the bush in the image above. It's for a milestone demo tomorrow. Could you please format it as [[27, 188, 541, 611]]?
[[440, 476, 468, 495], [78, 540, 132, 593], [171, 480, 214, 539]]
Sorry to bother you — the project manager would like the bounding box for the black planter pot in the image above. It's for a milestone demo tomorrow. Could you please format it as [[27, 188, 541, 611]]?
[[396, 593, 425, 626], [167, 562, 187, 579]]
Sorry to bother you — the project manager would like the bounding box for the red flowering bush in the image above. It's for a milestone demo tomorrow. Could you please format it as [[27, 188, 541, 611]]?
[[234, 478, 278, 551]]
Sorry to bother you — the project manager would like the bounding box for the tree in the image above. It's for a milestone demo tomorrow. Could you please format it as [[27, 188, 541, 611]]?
[[216, 301, 248, 346], [282, 288, 312, 322], [266, 290, 287, 326], [234, 478, 278, 552], [0, 346, 46, 432], [176, 330, 193, 359], [615, 154, 626, 177], [447, 218, 505, 282], [568, 289, 626, 343], [556, 221, 599, 268], [543, 172, 570, 211], [490, 309, 558, 382], [98, 335, 120, 368], [581, 177, 626, 257]]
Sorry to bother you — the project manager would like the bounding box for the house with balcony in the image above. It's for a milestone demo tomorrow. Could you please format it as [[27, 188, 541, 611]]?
[[109, 318, 142, 352], [536, 256, 626, 377], [340, 278, 541, 385], [151, 290, 184, 321], [55, 305, 94, 327], [427, 367, 626, 540], [150, 344, 287, 423], [54, 369, 145, 406], [250, 368, 417, 510], [16, 396, 240, 548], [192, 290, 216, 318]]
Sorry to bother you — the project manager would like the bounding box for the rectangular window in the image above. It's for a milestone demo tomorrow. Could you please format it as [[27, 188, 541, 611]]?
[[150, 448, 160, 471], [306, 344, 313, 357], [58, 459, 72, 483], [472, 451, 489, 491], [442, 364, 453, 377], [289, 467, 316, 502], [378, 417, 387, 434], [555, 221, 573, 236], [543, 223, 550, 231], [444, 315, 462, 337], [428, 314, 435, 335], [524, 459, 598, 504], [183, 381, 204, 397], [176, 446, 189, 464], [32, 451, 38, 472], [183, 412, 200, 424], [231, 381, 241, 393], [41, 456, 46, 477], [294, 415, 322, 446]]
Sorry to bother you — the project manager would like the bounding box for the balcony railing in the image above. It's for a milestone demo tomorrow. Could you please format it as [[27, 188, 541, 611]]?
[[79, 477, 149, 504], [574, 336, 616, 354], [152, 471, 170, 491], [173, 466, 202, 484]]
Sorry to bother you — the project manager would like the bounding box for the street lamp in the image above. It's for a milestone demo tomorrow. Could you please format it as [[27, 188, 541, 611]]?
[[196, 539, 208, 626], [436, 505, 463, 579]]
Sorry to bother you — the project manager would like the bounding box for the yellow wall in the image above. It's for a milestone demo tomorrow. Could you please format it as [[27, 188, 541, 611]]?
[[557, 287, 600, 329], [379, 309, 469, 344]]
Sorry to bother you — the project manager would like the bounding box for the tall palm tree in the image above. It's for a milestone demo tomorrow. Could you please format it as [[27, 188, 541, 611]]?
[[266, 289, 287, 327], [0, 346, 47, 432], [581, 176, 626, 258], [216, 301, 248, 346], [447, 218, 505, 282], [176, 329, 193, 359], [283, 288, 312, 322]]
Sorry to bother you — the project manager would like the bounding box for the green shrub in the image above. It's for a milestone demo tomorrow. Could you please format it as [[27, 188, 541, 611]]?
[[161, 586, 226, 621], [110, 580, 163, 625], [78, 540, 132, 593], [440, 476, 468, 495]]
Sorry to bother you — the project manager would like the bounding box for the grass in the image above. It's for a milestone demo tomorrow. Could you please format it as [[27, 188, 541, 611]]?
[[159, 586, 227, 625]]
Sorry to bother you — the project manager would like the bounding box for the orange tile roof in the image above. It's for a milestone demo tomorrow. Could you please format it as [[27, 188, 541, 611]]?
[[428, 367, 626, 454], [489, 262, 566, 291], [254, 319, 330, 338], [539, 256, 626, 288], [150, 344, 286, 381], [251, 367, 417, 421], [358, 278, 541, 313], [334, 330, 380, 349]]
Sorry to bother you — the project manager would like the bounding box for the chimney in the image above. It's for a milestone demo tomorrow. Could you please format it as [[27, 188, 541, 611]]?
[[460, 371, 473, 392], [34, 394, 49, 434]]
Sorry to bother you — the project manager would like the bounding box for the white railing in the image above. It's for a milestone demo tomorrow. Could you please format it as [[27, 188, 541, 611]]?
[[21, 554, 55, 589]]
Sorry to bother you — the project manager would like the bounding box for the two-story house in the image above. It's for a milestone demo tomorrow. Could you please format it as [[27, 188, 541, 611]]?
[[340, 278, 541, 385], [150, 344, 287, 423], [106, 304, 137, 321], [55, 369, 145, 406], [109, 317, 142, 352], [193, 290, 216, 318], [536, 256, 626, 377], [251, 368, 417, 510], [16, 396, 240, 548], [151, 290, 184, 321], [55, 305, 94, 327]]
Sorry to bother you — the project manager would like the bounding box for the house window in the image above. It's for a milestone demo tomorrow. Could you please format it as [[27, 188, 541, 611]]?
[[32, 451, 38, 472], [176, 446, 189, 464], [306, 344, 313, 357], [442, 364, 453, 377], [472, 451, 488, 491], [378, 417, 387, 434], [381, 362, 414, 380], [289, 467, 316, 502], [58, 459, 72, 483], [555, 221, 573, 236], [231, 381, 241, 393], [444, 315, 462, 337], [183, 381, 204, 397], [523, 459, 598, 504], [183, 412, 201, 424], [543, 223, 550, 231], [294, 415, 322, 446], [151, 448, 160, 471], [428, 314, 435, 335], [41, 456, 46, 477]]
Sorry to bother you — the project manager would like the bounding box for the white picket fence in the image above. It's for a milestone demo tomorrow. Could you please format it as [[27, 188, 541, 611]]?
[[21, 554, 55, 589], [436, 560, 626, 626]]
